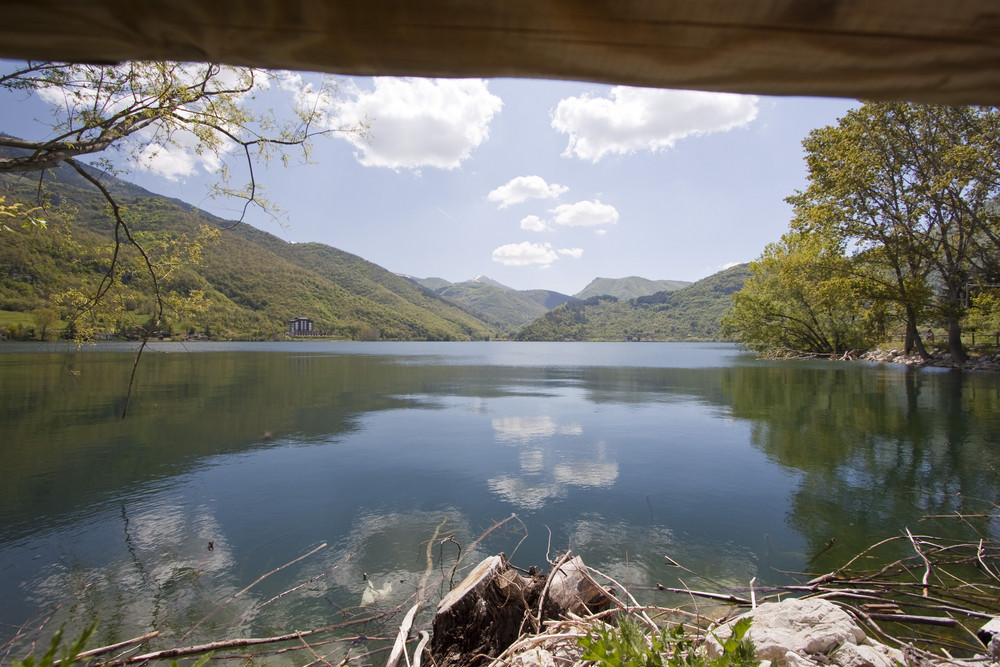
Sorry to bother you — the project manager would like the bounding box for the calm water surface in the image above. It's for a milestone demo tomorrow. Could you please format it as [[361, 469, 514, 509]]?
[[1, 342, 998, 658]]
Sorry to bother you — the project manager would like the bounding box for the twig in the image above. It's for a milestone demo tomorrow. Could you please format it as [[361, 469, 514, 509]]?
[[180, 541, 327, 641], [411, 630, 430, 667], [448, 513, 519, 586], [584, 565, 657, 631], [906, 528, 933, 597], [508, 514, 530, 563], [385, 603, 420, 667], [536, 552, 573, 624], [97, 613, 396, 666], [651, 586, 752, 606], [867, 613, 958, 627], [296, 631, 334, 667], [977, 539, 1000, 582], [54, 631, 159, 665]]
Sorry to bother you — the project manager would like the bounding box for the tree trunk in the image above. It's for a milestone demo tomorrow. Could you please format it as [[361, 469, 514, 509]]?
[[904, 309, 931, 359], [947, 317, 968, 363]]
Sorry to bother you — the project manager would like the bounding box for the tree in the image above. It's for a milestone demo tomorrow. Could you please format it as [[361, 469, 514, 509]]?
[[0, 61, 367, 414], [30, 306, 60, 340], [787, 102, 1000, 362], [722, 227, 881, 356], [966, 288, 1000, 346]]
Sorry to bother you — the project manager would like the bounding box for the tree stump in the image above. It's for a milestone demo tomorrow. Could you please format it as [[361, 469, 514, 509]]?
[[429, 554, 613, 666]]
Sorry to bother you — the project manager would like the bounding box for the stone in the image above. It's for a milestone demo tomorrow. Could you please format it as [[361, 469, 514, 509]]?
[[830, 641, 898, 667], [707, 598, 904, 667], [977, 617, 1000, 645]]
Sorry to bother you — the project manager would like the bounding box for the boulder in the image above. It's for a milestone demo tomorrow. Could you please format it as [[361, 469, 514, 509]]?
[[707, 598, 904, 667]]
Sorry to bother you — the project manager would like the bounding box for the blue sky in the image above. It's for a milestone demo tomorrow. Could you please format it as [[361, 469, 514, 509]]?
[[2, 69, 857, 296]]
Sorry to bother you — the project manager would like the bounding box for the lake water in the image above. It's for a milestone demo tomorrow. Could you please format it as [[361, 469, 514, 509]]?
[[1, 342, 998, 661]]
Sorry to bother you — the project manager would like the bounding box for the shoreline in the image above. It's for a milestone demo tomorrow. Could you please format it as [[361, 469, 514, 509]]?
[[859, 348, 1000, 372]]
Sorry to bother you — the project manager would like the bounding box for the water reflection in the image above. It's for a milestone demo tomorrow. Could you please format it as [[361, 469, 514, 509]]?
[[1, 343, 998, 656], [488, 413, 616, 510]]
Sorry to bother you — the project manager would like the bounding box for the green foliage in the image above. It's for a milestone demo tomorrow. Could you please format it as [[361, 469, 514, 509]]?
[[435, 281, 570, 332], [11, 625, 94, 667], [578, 617, 756, 667], [787, 101, 1000, 360], [575, 276, 692, 301], [10, 624, 212, 667], [517, 265, 750, 341], [722, 228, 882, 355], [0, 166, 495, 341]]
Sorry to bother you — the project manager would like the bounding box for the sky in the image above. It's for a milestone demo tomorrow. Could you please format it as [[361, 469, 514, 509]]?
[[1, 68, 858, 296]]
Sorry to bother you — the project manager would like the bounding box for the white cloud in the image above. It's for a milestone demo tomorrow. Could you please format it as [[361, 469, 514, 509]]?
[[552, 87, 759, 162], [488, 175, 568, 209], [551, 200, 619, 227], [558, 247, 584, 259], [520, 215, 548, 232], [492, 242, 559, 267], [135, 132, 224, 181], [335, 77, 502, 169]]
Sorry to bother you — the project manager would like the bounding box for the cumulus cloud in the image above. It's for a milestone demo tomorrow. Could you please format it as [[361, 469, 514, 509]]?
[[135, 134, 224, 181], [335, 77, 502, 169], [552, 87, 759, 162], [520, 215, 548, 232], [492, 242, 559, 267], [488, 175, 568, 209], [558, 247, 584, 259], [551, 200, 619, 227]]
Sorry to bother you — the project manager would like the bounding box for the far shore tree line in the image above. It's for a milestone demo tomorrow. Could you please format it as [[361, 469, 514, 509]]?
[[722, 102, 1000, 362]]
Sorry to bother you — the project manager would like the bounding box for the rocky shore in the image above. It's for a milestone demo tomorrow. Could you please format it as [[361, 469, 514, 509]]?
[[859, 348, 1000, 371]]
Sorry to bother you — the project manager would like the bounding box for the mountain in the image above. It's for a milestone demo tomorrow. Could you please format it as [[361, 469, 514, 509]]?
[[409, 277, 576, 331], [0, 160, 495, 341], [471, 274, 511, 290], [574, 276, 692, 300], [406, 276, 452, 291], [516, 264, 751, 341]]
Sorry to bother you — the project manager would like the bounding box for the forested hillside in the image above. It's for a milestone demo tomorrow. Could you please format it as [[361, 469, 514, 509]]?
[[516, 264, 750, 341], [574, 276, 691, 300], [418, 278, 576, 331], [0, 163, 494, 340]]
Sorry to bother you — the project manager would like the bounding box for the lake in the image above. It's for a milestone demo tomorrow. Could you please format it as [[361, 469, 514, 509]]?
[[1, 342, 998, 661]]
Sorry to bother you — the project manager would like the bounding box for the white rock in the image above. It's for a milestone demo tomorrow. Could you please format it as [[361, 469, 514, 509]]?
[[707, 598, 903, 667], [831, 641, 899, 667]]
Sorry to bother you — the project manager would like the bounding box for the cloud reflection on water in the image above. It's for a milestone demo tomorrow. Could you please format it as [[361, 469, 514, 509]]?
[[488, 415, 618, 511]]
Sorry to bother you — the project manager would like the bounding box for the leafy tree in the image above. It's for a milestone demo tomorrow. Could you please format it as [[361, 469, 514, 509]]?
[[30, 306, 60, 340], [788, 102, 1000, 362], [722, 227, 880, 356], [0, 61, 366, 414], [966, 288, 1000, 345]]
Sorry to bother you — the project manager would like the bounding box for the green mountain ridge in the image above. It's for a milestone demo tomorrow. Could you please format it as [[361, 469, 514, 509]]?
[[406, 276, 576, 331], [574, 275, 692, 300], [0, 160, 494, 340], [516, 264, 751, 341]]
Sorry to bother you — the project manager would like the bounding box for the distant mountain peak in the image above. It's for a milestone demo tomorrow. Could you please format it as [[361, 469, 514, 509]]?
[[473, 275, 512, 290]]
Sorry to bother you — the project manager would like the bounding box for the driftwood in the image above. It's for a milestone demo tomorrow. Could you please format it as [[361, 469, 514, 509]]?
[[430, 553, 613, 666]]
